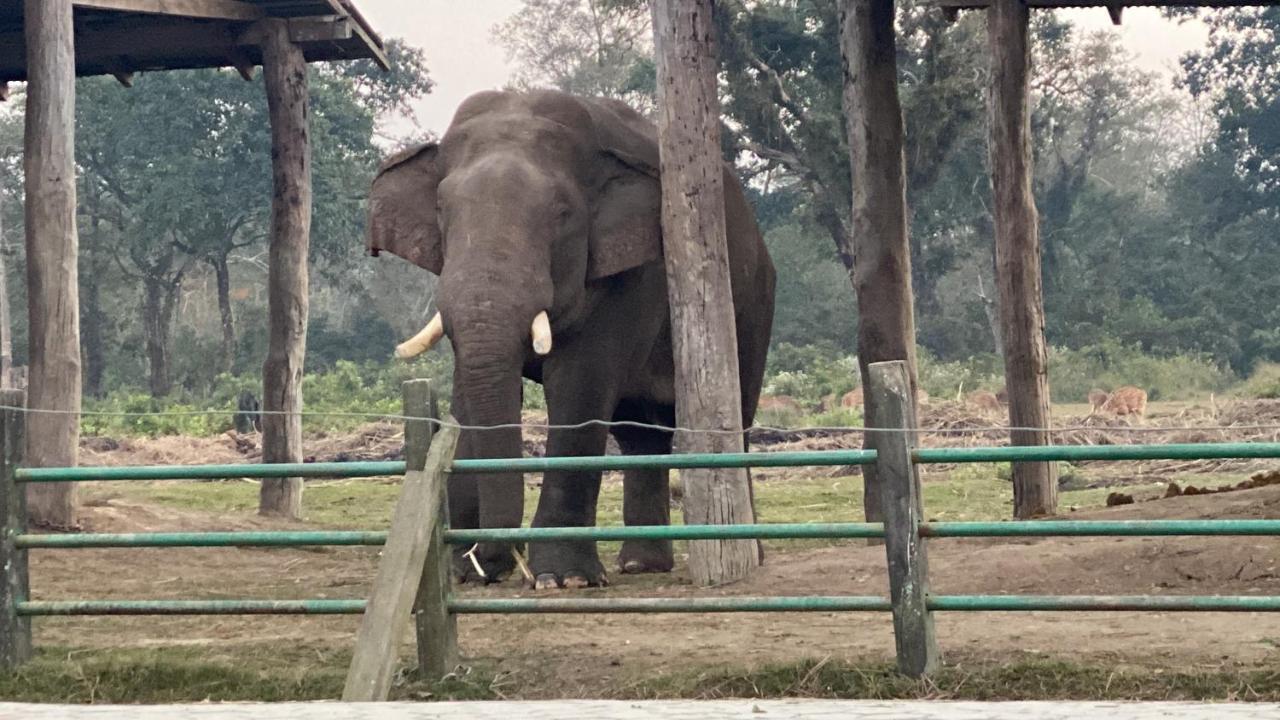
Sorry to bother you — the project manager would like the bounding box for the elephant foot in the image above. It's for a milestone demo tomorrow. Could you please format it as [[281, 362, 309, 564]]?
[[618, 539, 674, 574], [452, 542, 518, 585], [528, 540, 607, 589]]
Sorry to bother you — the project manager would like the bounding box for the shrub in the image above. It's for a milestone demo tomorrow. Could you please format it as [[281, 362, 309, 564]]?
[[1235, 362, 1280, 400], [1049, 341, 1234, 403]]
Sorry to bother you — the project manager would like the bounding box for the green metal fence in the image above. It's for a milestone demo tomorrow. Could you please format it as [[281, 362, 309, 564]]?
[[1, 362, 1280, 682]]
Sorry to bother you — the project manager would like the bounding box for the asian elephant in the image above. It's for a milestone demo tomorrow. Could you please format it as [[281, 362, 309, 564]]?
[[366, 89, 775, 589]]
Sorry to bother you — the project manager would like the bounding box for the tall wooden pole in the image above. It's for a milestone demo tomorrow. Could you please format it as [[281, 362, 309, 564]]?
[[988, 0, 1057, 518], [259, 20, 311, 519], [839, 0, 919, 526], [23, 0, 81, 528], [651, 0, 758, 586]]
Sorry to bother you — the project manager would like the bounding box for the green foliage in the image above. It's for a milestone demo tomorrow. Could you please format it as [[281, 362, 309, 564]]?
[[764, 343, 859, 405], [1048, 342, 1234, 403], [82, 360, 453, 438], [82, 393, 226, 438], [916, 352, 1004, 400], [764, 223, 857, 353], [1235, 362, 1280, 400]]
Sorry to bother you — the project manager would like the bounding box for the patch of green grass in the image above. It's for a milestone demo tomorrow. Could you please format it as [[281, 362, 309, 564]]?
[[628, 656, 1280, 701], [0, 645, 499, 703]]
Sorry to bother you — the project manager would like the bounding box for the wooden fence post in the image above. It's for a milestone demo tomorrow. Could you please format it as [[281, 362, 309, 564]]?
[[0, 390, 30, 669], [868, 361, 938, 677], [343, 418, 459, 701], [405, 381, 458, 679]]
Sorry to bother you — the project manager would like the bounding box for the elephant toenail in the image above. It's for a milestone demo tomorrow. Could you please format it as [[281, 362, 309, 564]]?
[[535, 574, 561, 590], [563, 575, 590, 589], [622, 560, 645, 574]]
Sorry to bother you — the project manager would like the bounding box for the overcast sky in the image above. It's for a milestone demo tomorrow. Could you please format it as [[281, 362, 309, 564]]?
[[353, 1, 1208, 139]]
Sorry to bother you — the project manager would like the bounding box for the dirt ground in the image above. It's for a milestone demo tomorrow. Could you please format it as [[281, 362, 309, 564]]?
[[29, 399, 1280, 697], [25, 482, 1280, 698]]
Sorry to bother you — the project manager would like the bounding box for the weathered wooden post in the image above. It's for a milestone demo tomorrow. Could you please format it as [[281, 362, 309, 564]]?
[[988, 0, 1057, 518], [405, 380, 459, 679], [259, 19, 312, 519], [344, 414, 459, 701], [868, 361, 938, 677], [0, 390, 30, 668], [23, 0, 82, 529], [838, 0, 921, 530], [652, 0, 759, 586]]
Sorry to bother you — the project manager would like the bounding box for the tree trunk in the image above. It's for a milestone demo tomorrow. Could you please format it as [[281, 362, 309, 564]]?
[[81, 205, 106, 398], [839, 0, 920, 525], [212, 255, 236, 375], [0, 204, 12, 389], [259, 20, 311, 520], [651, 0, 758, 586], [80, 261, 105, 398], [141, 275, 179, 398], [987, 0, 1057, 518], [23, 0, 81, 528]]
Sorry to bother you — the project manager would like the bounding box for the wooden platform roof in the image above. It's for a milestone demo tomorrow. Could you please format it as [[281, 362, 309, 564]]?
[[0, 0, 386, 84]]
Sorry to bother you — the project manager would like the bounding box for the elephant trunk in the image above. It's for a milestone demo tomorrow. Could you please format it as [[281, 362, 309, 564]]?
[[442, 291, 539, 533]]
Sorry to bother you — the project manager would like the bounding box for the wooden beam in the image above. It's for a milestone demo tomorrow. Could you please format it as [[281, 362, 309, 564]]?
[[23, 0, 83, 529], [653, 0, 760, 587], [987, 0, 1058, 519], [840, 0, 921, 532], [72, 0, 264, 22], [228, 47, 255, 80], [259, 19, 310, 520]]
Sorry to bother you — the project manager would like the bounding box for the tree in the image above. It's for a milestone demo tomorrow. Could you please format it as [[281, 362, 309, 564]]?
[[494, 0, 655, 111], [74, 44, 432, 395], [652, 0, 759, 585]]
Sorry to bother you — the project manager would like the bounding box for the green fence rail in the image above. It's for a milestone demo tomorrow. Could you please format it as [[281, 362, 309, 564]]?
[[20, 519, 1280, 550], [4, 365, 1280, 685]]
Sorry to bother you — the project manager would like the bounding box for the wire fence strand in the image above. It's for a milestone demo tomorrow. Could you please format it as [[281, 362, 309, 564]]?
[[2, 404, 1280, 437]]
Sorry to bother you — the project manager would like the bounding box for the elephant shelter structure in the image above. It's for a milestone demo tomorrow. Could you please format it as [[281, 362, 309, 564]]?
[[0, 0, 387, 527]]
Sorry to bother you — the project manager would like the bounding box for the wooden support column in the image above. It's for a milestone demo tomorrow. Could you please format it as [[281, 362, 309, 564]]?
[[987, 0, 1057, 518], [258, 19, 311, 519], [23, 0, 82, 529], [839, 0, 919, 527], [651, 0, 759, 586]]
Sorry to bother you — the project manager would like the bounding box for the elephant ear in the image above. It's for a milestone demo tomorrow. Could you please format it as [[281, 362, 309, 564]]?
[[584, 99, 664, 281], [367, 142, 444, 274]]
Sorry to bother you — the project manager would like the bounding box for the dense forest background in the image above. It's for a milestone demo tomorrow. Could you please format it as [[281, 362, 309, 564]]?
[[1, 1, 1278, 435]]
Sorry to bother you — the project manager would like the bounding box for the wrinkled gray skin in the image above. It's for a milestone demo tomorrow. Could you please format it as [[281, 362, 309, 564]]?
[[367, 89, 775, 589]]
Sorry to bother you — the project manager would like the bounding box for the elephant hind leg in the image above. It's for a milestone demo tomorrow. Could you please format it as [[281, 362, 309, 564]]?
[[613, 408, 675, 574]]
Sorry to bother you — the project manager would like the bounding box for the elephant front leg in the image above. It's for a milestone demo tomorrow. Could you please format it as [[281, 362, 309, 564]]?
[[529, 422, 610, 588]]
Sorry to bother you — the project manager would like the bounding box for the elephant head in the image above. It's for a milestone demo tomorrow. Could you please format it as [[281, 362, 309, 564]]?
[[366, 90, 667, 547]]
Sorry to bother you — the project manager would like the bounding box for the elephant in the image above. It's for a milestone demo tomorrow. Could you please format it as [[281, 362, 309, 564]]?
[[366, 89, 775, 589]]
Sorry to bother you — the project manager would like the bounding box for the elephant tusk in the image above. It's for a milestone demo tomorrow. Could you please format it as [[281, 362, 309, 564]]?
[[531, 311, 553, 356], [395, 312, 445, 359]]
